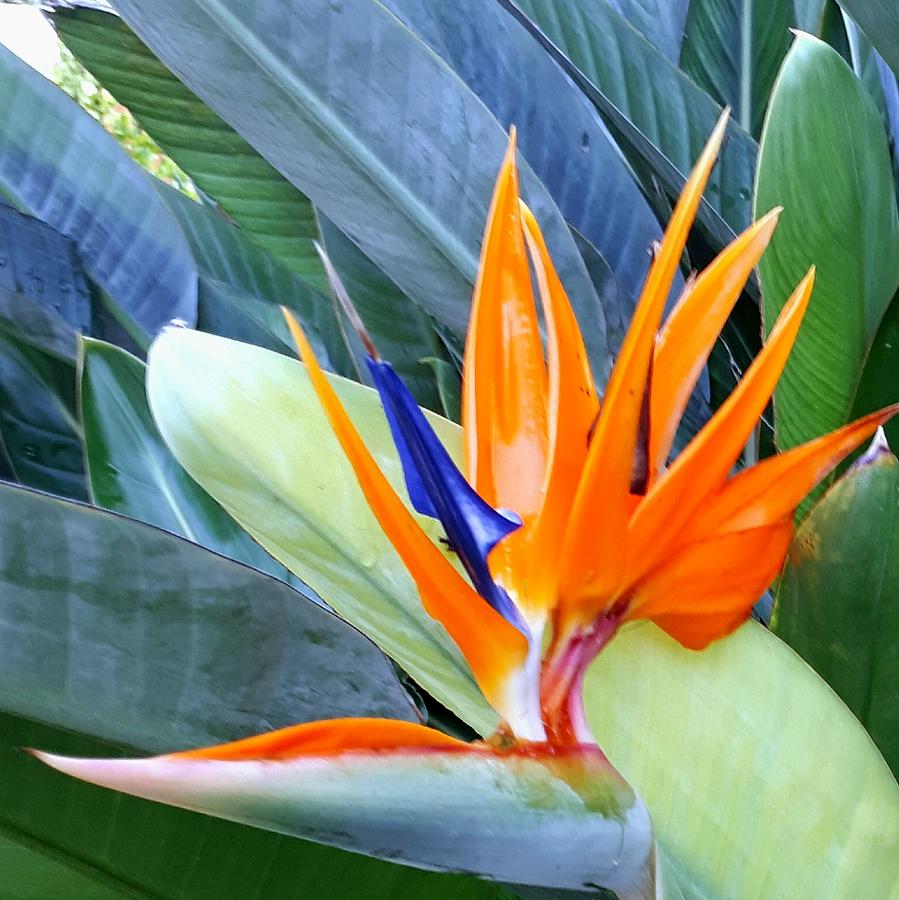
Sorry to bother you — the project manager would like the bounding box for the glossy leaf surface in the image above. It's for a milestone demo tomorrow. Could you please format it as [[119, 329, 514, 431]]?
[[383, 0, 666, 307], [0, 43, 196, 339], [0, 484, 520, 900], [147, 328, 496, 734], [154, 184, 354, 376], [317, 214, 448, 413], [755, 34, 899, 466], [681, 0, 792, 138], [835, 1, 899, 81], [0, 714, 513, 900], [80, 338, 310, 587], [606, 0, 690, 62], [52, 4, 327, 291], [775, 444, 899, 777], [504, 0, 757, 236], [587, 622, 899, 899], [108, 0, 603, 360]]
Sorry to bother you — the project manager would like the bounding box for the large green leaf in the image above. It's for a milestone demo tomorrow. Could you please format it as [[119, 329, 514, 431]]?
[[0, 330, 86, 500], [382, 0, 667, 308], [153, 183, 354, 376], [500, 0, 757, 238], [51, 4, 327, 292], [107, 0, 604, 363], [681, 0, 792, 138], [79, 338, 313, 589], [606, 0, 689, 62], [755, 34, 899, 467], [774, 440, 899, 777], [835, 1, 899, 80], [0, 43, 196, 339], [146, 328, 899, 898], [146, 327, 496, 734], [0, 483, 520, 900], [851, 290, 899, 449], [586, 621, 899, 899]]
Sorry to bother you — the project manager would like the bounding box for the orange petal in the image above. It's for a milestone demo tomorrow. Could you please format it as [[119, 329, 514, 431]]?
[[171, 718, 466, 761], [687, 405, 899, 537], [627, 268, 815, 587], [282, 309, 529, 720], [650, 208, 782, 475], [631, 521, 794, 649], [647, 608, 751, 651], [557, 110, 730, 624], [462, 129, 548, 518], [494, 203, 599, 621]]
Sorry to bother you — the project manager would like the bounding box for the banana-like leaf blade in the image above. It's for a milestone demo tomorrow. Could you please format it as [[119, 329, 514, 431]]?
[[681, 0, 792, 138], [107, 0, 604, 363], [80, 337, 315, 590], [774, 440, 899, 777], [51, 4, 328, 292], [587, 622, 899, 899], [501, 0, 757, 240], [755, 33, 899, 494], [0, 43, 196, 339], [146, 328, 497, 734], [835, 1, 899, 81], [383, 0, 666, 309]]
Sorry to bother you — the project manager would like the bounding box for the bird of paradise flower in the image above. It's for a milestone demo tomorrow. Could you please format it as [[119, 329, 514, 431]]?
[[32, 114, 897, 894]]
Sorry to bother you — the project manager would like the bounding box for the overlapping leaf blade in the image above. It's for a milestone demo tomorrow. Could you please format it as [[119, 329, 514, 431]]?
[[681, 0, 792, 138], [774, 444, 899, 777], [107, 0, 604, 364], [500, 0, 757, 239], [755, 34, 899, 476], [0, 483, 522, 899], [80, 338, 313, 588], [147, 328, 496, 734], [0, 43, 196, 340], [51, 4, 328, 291], [383, 0, 665, 309]]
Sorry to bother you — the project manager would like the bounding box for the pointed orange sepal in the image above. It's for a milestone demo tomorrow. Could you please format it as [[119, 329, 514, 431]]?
[[557, 110, 730, 624], [650, 208, 782, 475], [462, 129, 549, 518], [627, 267, 816, 587], [687, 404, 899, 537], [492, 203, 599, 621], [632, 520, 794, 649], [282, 308, 528, 717], [170, 718, 466, 761]]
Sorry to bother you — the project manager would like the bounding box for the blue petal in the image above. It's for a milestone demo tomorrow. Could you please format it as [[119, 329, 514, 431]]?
[[367, 359, 526, 631]]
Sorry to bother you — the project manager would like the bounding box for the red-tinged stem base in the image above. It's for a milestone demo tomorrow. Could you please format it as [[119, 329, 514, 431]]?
[[539, 608, 625, 745]]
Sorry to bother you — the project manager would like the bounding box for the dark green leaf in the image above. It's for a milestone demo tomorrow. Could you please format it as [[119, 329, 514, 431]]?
[[0, 332, 86, 500], [606, 0, 690, 62], [0, 482, 517, 899], [681, 0, 792, 138], [106, 0, 605, 365], [755, 34, 899, 482], [382, 0, 666, 307], [835, 1, 899, 81], [851, 290, 899, 450], [52, 5, 328, 292], [793, 0, 827, 33], [774, 441, 899, 777], [153, 183, 354, 376], [80, 337, 313, 590], [499, 0, 758, 242], [0, 43, 196, 340], [317, 213, 448, 412], [0, 200, 91, 335]]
